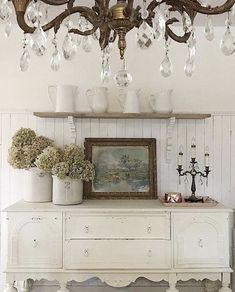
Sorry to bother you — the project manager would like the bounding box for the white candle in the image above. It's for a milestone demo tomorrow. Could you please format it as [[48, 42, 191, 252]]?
[[191, 138, 196, 159], [205, 146, 209, 167], [178, 145, 183, 165]]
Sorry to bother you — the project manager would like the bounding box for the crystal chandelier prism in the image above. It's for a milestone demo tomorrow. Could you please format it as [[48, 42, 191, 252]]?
[[2, 0, 235, 85]]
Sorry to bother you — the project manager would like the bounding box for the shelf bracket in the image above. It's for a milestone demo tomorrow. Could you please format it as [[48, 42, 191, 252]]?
[[166, 117, 176, 163], [67, 116, 76, 144]]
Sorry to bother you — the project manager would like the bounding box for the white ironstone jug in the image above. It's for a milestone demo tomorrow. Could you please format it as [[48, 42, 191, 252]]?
[[118, 89, 141, 113], [48, 85, 79, 112], [86, 86, 109, 113], [149, 89, 173, 113]]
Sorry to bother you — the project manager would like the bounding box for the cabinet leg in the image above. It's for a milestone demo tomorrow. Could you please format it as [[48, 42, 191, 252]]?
[[166, 274, 179, 292], [3, 283, 17, 292], [204, 279, 217, 292], [20, 280, 32, 292], [219, 273, 232, 292], [57, 283, 69, 292]]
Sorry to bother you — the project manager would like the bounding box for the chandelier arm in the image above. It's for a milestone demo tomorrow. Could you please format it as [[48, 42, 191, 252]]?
[[166, 18, 191, 43], [39, 0, 69, 5], [15, 6, 100, 34], [147, 0, 165, 14], [99, 25, 111, 49], [178, 0, 235, 15], [166, 26, 191, 43], [69, 27, 98, 36]]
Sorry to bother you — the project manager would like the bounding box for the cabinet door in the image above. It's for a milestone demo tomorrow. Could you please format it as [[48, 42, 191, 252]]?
[[173, 213, 230, 268], [8, 212, 62, 268]]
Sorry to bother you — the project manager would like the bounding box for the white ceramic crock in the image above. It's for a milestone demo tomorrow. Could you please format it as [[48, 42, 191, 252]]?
[[52, 176, 83, 205], [24, 168, 52, 202]]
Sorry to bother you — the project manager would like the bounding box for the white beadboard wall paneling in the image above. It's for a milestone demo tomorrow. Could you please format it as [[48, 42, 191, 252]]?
[[1, 112, 235, 206], [1, 113, 12, 208], [168, 119, 178, 193], [177, 119, 187, 195], [195, 119, 205, 197], [159, 119, 167, 196], [204, 117, 213, 197], [10, 114, 28, 203], [54, 117, 64, 147], [231, 116, 235, 207], [213, 115, 223, 203], [185, 119, 196, 196]]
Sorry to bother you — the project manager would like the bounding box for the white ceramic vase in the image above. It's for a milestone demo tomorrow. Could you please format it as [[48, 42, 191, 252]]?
[[24, 168, 52, 202], [52, 176, 83, 205]]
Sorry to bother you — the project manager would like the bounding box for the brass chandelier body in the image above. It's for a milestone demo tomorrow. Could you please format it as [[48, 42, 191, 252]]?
[[11, 0, 235, 60]]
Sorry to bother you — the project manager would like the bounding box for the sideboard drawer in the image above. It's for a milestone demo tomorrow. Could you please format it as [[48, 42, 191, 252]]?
[[65, 213, 170, 239], [64, 239, 171, 269]]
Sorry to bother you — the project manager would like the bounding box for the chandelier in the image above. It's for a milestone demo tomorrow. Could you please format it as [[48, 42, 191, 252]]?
[[2, 0, 235, 86]]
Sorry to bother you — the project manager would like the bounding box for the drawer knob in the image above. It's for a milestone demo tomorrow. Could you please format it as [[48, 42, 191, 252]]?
[[147, 226, 152, 234], [198, 239, 204, 248], [147, 249, 152, 257], [84, 249, 89, 257], [84, 226, 89, 233], [32, 239, 38, 248]]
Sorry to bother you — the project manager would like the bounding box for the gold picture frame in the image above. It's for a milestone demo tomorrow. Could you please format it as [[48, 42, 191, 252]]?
[[83, 138, 157, 199]]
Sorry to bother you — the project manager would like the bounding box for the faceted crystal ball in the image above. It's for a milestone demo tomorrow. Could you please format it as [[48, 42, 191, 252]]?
[[114, 68, 133, 87]]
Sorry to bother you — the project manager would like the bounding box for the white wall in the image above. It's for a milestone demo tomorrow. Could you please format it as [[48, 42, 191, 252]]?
[[0, 24, 235, 112]]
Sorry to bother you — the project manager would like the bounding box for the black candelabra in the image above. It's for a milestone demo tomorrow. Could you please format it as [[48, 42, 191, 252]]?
[[177, 141, 211, 202]]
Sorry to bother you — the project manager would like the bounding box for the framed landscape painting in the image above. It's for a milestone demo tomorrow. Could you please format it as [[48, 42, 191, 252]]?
[[83, 138, 157, 199]]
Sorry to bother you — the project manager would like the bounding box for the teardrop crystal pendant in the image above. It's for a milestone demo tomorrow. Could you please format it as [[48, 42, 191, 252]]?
[[204, 16, 214, 41], [50, 49, 61, 71], [160, 55, 173, 77], [114, 59, 133, 87], [101, 47, 111, 84], [4, 21, 11, 38], [0, 0, 12, 22], [62, 33, 77, 60], [184, 59, 195, 77], [82, 36, 92, 53], [26, 1, 38, 26], [32, 26, 48, 56], [20, 50, 30, 72], [220, 28, 235, 56], [154, 7, 165, 40], [136, 21, 155, 49], [182, 11, 192, 33]]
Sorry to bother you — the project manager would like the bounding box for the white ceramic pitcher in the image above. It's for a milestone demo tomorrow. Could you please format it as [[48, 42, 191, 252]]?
[[86, 86, 109, 113], [48, 85, 79, 112], [118, 89, 141, 113], [149, 89, 173, 114]]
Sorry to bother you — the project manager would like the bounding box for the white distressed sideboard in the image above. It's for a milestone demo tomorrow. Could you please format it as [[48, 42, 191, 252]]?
[[2, 200, 233, 292]]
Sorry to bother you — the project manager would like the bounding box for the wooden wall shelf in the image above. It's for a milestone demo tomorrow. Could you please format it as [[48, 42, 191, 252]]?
[[33, 112, 211, 120]]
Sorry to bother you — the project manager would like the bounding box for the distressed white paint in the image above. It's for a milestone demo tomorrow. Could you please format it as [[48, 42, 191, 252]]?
[[0, 112, 235, 292]]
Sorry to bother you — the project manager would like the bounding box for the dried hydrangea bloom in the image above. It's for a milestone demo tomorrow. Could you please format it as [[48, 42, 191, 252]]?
[[11, 128, 36, 147], [35, 146, 62, 172], [52, 162, 70, 180], [63, 144, 85, 164]]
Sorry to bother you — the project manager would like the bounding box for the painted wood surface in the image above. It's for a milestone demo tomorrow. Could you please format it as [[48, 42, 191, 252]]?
[[0, 112, 234, 291]]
